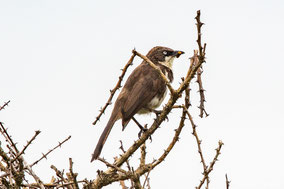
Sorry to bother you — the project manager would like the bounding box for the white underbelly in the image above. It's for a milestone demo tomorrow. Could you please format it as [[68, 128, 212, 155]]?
[[138, 88, 168, 114]]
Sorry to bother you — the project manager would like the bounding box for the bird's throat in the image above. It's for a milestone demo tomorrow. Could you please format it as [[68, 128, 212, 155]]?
[[158, 56, 175, 69]]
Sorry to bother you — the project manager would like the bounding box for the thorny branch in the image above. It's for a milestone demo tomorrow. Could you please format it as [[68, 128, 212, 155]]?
[[195, 10, 209, 118], [98, 157, 128, 175], [0, 122, 19, 154], [0, 109, 75, 188], [178, 104, 210, 188], [195, 10, 206, 63], [196, 67, 209, 118], [11, 130, 41, 163], [30, 135, 71, 167], [50, 165, 67, 183], [196, 140, 224, 189], [225, 174, 230, 189], [92, 53, 136, 126], [119, 140, 133, 173], [68, 158, 80, 189], [0, 100, 10, 111]]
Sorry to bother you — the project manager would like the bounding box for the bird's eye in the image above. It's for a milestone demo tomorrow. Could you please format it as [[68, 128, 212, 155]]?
[[163, 51, 168, 55]]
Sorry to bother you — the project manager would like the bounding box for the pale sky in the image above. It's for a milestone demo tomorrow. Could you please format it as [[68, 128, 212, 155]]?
[[1, 0, 284, 188]]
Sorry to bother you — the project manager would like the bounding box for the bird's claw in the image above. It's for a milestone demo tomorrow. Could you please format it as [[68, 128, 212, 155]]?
[[138, 124, 152, 142]]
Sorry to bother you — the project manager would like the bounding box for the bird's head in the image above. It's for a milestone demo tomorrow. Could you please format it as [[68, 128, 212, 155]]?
[[146, 46, 184, 68]]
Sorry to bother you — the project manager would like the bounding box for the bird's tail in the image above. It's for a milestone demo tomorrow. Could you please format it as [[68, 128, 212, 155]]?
[[91, 115, 117, 162]]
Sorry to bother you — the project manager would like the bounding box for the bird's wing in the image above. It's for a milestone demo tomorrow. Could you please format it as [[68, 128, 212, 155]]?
[[121, 64, 161, 121]]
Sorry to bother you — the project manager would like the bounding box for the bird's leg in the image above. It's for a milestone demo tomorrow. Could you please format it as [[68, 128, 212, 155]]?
[[132, 117, 146, 131], [131, 117, 151, 140]]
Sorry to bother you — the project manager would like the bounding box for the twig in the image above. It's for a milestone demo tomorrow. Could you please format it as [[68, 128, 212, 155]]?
[[0, 122, 19, 153], [133, 179, 142, 189], [0, 146, 11, 164], [149, 76, 190, 170], [30, 135, 71, 167], [50, 165, 65, 180], [0, 100, 10, 111], [152, 101, 188, 169], [184, 79, 191, 108], [132, 50, 176, 95], [183, 106, 209, 188], [139, 143, 146, 168], [178, 10, 206, 94], [93, 53, 136, 125], [98, 157, 128, 175], [119, 179, 128, 189], [196, 67, 209, 118], [21, 180, 87, 188], [119, 140, 134, 188], [119, 140, 132, 172], [195, 10, 206, 63], [8, 149, 13, 186], [69, 158, 79, 189], [132, 169, 143, 189], [24, 160, 45, 189], [142, 169, 151, 188], [196, 140, 224, 189], [11, 130, 41, 163], [146, 177, 151, 189], [50, 164, 72, 189], [225, 174, 230, 189], [194, 10, 208, 118]]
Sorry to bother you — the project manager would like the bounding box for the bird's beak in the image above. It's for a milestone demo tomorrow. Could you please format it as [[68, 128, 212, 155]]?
[[172, 51, 184, 58]]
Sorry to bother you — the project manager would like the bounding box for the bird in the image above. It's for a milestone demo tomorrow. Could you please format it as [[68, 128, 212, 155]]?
[[91, 46, 184, 162]]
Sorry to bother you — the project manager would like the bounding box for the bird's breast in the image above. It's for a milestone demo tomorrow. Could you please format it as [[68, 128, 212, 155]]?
[[148, 88, 168, 109], [137, 89, 167, 114]]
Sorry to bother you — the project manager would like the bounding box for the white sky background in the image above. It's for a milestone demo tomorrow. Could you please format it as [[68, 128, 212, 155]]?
[[1, 0, 284, 188]]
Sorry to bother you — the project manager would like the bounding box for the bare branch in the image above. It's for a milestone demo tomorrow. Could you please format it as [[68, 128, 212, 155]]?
[[50, 164, 72, 189], [196, 140, 224, 189], [119, 141, 134, 188], [119, 140, 132, 173], [139, 143, 146, 168], [30, 135, 71, 167], [0, 100, 10, 111], [195, 10, 206, 63], [225, 174, 230, 189], [0, 122, 19, 153], [92, 53, 136, 125], [119, 179, 128, 189], [183, 106, 209, 188], [98, 157, 128, 175], [196, 67, 209, 118], [68, 158, 79, 189], [12, 130, 41, 163], [21, 180, 87, 188], [142, 169, 151, 189], [152, 106, 187, 169], [24, 160, 45, 189]]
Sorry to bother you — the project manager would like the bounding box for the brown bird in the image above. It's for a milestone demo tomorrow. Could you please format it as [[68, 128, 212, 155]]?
[[91, 46, 184, 162]]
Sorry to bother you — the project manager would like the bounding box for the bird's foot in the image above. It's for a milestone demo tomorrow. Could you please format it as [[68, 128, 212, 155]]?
[[138, 124, 152, 141]]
